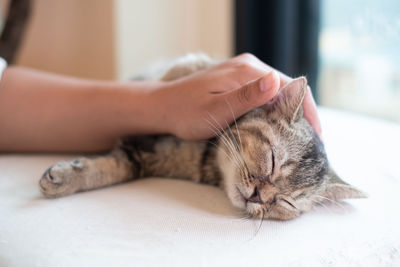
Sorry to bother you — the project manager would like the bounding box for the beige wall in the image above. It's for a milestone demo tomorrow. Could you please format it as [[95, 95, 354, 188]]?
[[9, 0, 233, 80], [16, 0, 115, 80], [114, 0, 233, 80]]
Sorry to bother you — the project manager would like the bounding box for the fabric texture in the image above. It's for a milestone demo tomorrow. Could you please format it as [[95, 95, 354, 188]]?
[[1, 108, 400, 267]]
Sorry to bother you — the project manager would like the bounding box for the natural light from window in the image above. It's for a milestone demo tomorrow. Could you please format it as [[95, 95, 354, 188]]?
[[318, 0, 400, 122]]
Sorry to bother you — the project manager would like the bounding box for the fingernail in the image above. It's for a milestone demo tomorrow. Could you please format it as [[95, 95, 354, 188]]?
[[260, 71, 279, 92]]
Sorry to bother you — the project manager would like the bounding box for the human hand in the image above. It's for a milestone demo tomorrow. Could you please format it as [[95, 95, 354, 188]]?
[[228, 54, 323, 139], [153, 53, 322, 140]]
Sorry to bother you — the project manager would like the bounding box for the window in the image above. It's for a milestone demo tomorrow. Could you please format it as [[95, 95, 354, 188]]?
[[318, 0, 400, 122]]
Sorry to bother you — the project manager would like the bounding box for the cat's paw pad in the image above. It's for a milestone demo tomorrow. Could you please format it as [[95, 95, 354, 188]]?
[[39, 159, 85, 198]]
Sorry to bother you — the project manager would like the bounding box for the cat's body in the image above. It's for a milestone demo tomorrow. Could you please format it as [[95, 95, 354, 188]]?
[[39, 54, 365, 220]]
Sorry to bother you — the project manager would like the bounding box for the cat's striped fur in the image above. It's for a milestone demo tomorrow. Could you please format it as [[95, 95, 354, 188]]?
[[39, 54, 365, 220]]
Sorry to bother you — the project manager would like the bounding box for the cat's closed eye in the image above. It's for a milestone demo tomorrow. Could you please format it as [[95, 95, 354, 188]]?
[[281, 159, 296, 169]]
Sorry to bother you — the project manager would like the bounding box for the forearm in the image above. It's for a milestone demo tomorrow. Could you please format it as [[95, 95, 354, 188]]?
[[0, 54, 321, 152], [0, 66, 165, 152]]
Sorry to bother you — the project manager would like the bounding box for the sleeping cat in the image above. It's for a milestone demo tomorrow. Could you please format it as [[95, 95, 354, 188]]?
[[39, 54, 365, 220]]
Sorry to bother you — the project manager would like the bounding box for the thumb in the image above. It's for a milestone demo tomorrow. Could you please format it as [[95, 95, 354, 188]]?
[[221, 71, 280, 115]]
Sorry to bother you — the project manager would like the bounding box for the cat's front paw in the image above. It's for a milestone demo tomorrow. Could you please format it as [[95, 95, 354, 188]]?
[[39, 159, 85, 198]]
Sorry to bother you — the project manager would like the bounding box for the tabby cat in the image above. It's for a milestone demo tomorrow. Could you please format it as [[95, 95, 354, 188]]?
[[39, 54, 365, 220]]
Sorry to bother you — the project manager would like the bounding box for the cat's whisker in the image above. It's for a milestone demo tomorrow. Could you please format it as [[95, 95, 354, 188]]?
[[204, 117, 234, 154], [207, 140, 231, 160], [224, 120, 248, 176], [204, 118, 243, 171], [206, 112, 236, 151], [243, 211, 264, 242], [203, 116, 223, 137], [220, 139, 243, 170], [204, 115, 236, 155], [237, 213, 252, 221], [224, 118, 240, 152], [221, 100, 249, 178], [253, 209, 265, 237], [207, 140, 241, 170], [203, 117, 227, 146], [223, 118, 248, 172], [204, 118, 250, 182], [224, 98, 244, 153], [310, 199, 333, 213], [206, 112, 225, 134], [216, 131, 241, 168], [313, 195, 347, 211], [207, 113, 245, 172]]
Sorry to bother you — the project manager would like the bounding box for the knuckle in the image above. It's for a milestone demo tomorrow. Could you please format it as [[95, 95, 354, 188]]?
[[234, 61, 254, 73], [237, 84, 252, 105], [238, 52, 256, 61], [232, 53, 260, 72], [234, 62, 253, 72]]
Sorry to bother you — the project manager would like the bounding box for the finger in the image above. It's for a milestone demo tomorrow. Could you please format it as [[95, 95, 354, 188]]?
[[257, 61, 292, 86], [219, 71, 280, 117], [255, 61, 323, 139], [303, 86, 323, 140], [233, 54, 322, 138], [235, 53, 292, 85]]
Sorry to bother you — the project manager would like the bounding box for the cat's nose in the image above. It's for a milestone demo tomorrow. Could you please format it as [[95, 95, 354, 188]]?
[[247, 184, 277, 204], [247, 187, 263, 203]]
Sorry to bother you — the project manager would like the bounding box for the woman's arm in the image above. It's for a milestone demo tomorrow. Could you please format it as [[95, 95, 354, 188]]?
[[0, 67, 165, 152], [0, 54, 321, 153]]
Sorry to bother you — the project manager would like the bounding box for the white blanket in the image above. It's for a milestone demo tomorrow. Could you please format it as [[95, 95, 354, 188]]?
[[1, 108, 400, 267]]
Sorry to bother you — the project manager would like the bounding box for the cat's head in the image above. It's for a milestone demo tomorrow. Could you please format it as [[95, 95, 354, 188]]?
[[217, 77, 365, 220]]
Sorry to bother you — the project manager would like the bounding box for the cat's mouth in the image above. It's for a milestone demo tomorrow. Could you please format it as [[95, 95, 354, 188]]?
[[235, 186, 301, 219], [236, 186, 264, 205], [236, 186, 298, 209]]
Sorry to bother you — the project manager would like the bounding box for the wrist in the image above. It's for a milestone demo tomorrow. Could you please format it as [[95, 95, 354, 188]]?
[[106, 80, 171, 137], [144, 80, 176, 136]]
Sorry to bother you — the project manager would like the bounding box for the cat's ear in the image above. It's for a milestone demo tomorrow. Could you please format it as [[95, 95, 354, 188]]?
[[323, 168, 367, 200], [264, 77, 307, 124]]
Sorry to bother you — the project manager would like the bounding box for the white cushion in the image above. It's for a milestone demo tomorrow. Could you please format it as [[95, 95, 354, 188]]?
[[1, 108, 400, 267]]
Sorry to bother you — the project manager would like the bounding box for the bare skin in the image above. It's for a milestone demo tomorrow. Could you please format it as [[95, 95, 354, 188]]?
[[0, 53, 321, 152]]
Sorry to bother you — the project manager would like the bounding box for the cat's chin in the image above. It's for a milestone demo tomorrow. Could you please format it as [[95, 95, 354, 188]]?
[[244, 200, 302, 220], [247, 207, 301, 221], [266, 208, 301, 221], [228, 185, 301, 220]]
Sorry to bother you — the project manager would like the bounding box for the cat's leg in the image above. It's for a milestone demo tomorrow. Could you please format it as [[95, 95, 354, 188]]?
[[39, 149, 136, 198]]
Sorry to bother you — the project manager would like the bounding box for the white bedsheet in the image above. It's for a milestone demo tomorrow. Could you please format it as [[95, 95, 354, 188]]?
[[1, 108, 400, 267]]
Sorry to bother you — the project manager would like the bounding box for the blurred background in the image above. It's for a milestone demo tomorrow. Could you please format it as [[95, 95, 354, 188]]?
[[0, 0, 399, 123]]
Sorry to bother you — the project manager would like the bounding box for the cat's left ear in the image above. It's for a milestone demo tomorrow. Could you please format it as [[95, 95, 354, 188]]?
[[264, 77, 307, 124], [323, 168, 367, 200]]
